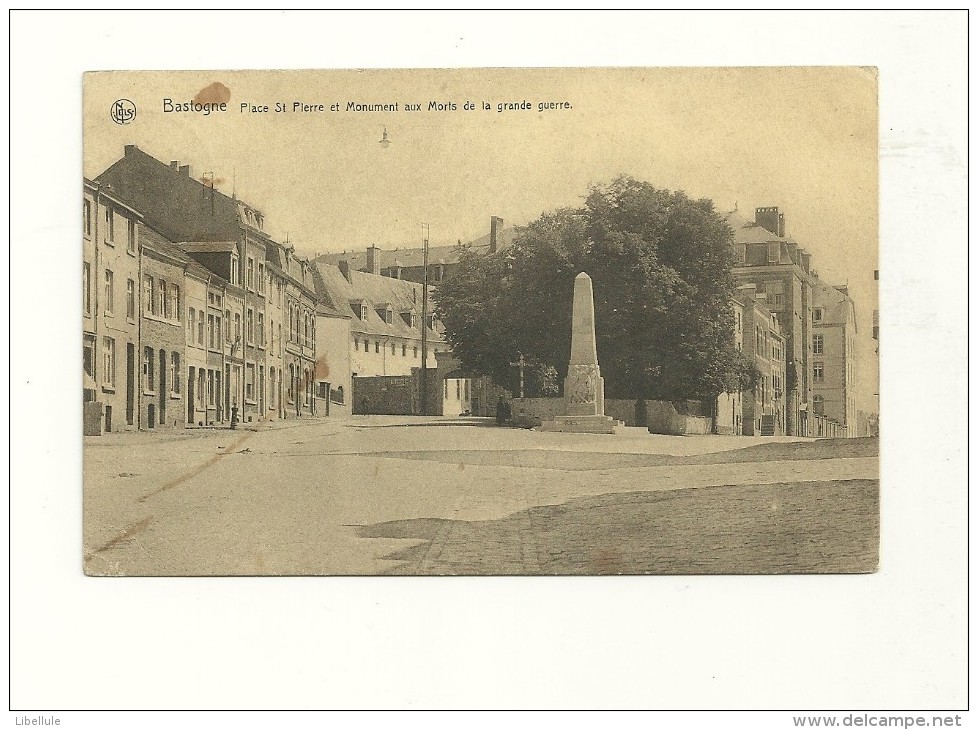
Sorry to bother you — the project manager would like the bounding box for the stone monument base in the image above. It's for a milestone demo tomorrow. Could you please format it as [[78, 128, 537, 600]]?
[[540, 414, 621, 434]]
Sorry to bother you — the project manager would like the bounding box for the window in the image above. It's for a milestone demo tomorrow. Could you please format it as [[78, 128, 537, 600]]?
[[170, 284, 181, 322], [208, 371, 216, 406], [354, 339, 359, 351], [258, 313, 265, 347], [360, 304, 368, 320], [766, 242, 778, 263], [208, 314, 216, 348], [83, 262, 91, 315], [83, 336, 95, 380], [258, 263, 265, 294], [247, 257, 255, 289], [813, 395, 825, 416], [104, 270, 114, 315], [104, 207, 115, 244], [225, 309, 231, 342], [215, 316, 222, 348], [170, 353, 180, 394], [375, 341, 380, 354], [813, 334, 824, 355], [402, 344, 407, 357], [198, 369, 206, 408], [144, 275, 154, 314], [233, 313, 241, 344], [84, 199, 92, 238], [391, 342, 396, 355], [246, 363, 255, 401], [188, 308, 196, 343], [198, 311, 205, 346], [813, 361, 825, 383], [102, 337, 116, 387], [126, 219, 137, 254], [363, 339, 369, 353], [247, 308, 254, 344], [230, 253, 239, 285], [158, 279, 167, 318], [773, 294, 784, 306], [126, 278, 135, 319], [444, 380, 449, 398], [143, 347, 155, 391], [813, 308, 823, 322], [414, 346, 418, 358], [737, 245, 746, 264]]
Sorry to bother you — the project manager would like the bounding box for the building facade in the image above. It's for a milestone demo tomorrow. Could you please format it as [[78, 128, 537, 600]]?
[[95, 145, 322, 427], [812, 281, 859, 437], [83, 180, 143, 433], [727, 206, 815, 436]]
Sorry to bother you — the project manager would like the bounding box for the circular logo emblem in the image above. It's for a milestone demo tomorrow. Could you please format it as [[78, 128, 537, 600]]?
[[110, 99, 136, 125]]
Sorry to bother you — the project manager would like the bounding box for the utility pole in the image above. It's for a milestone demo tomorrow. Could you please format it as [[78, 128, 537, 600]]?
[[420, 223, 430, 416], [510, 352, 526, 399]]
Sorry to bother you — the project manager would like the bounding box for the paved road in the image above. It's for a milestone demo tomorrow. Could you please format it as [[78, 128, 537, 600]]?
[[83, 416, 879, 576]]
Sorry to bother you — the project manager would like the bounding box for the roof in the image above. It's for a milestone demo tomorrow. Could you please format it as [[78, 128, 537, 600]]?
[[180, 241, 239, 253], [722, 209, 787, 244], [96, 146, 252, 243], [315, 227, 516, 272], [311, 260, 445, 342], [812, 278, 858, 332]]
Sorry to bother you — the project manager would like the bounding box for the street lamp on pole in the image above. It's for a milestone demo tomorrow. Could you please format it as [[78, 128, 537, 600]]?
[[420, 222, 430, 416]]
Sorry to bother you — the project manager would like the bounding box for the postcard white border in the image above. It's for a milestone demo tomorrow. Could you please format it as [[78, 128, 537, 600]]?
[[8, 8, 968, 720]]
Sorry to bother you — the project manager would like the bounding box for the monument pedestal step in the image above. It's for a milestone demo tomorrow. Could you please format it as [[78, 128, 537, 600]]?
[[540, 415, 622, 434]]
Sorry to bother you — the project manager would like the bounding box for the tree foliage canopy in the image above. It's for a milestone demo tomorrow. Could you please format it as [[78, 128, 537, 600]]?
[[435, 176, 755, 401]]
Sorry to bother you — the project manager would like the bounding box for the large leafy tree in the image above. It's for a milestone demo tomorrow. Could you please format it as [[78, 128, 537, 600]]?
[[435, 176, 755, 403]]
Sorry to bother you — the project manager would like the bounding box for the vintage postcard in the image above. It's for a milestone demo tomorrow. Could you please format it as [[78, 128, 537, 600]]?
[[82, 67, 879, 576]]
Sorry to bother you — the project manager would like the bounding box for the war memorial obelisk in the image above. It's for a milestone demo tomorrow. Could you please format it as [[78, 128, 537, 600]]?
[[541, 272, 620, 434]]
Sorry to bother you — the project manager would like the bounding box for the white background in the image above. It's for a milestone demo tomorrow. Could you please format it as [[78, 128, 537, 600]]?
[[6, 9, 969, 725]]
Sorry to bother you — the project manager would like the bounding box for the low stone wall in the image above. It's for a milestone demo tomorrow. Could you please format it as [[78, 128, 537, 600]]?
[[509, 396, 711, 435], [646, 401, 711, 436], [605, 399, 641, 426], [509, 397, 564, 426]]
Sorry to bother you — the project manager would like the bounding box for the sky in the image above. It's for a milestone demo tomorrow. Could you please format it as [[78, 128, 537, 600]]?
[[85, 66, 879, 390]]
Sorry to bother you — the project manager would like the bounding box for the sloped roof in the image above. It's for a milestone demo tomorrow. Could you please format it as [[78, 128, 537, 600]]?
[[311, 260, 445, 342], [812, 278, 858, 332], [315, 227, 515, 271], [722, 209, 787, 244], [180, 241, 238, 253], [97, 146, 244, 243]]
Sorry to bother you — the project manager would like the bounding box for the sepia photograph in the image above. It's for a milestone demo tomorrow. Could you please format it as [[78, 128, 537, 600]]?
[[83, 67, 879, 577]]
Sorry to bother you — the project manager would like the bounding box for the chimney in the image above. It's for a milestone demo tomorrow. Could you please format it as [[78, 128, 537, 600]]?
[[755, 207, 785, 238], [124, 144, 137, 156], [170, 161, 179, 170], [366, 245, 381, 275], [338, 260, 352, 282], [489, 216, 503, 253], [800, 251, 812, 274], [179, 164, 191, 177]]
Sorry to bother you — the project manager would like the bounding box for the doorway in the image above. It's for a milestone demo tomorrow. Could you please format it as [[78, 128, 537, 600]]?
[[126, 343, 135, 426]]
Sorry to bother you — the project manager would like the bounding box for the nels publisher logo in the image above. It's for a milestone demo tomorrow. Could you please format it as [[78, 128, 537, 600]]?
[[110, 99, 136, 125]]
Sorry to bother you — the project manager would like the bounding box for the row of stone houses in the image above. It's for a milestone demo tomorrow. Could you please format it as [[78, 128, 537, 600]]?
[[84, 145, 458, 433], [85, 147, 326, 433]]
